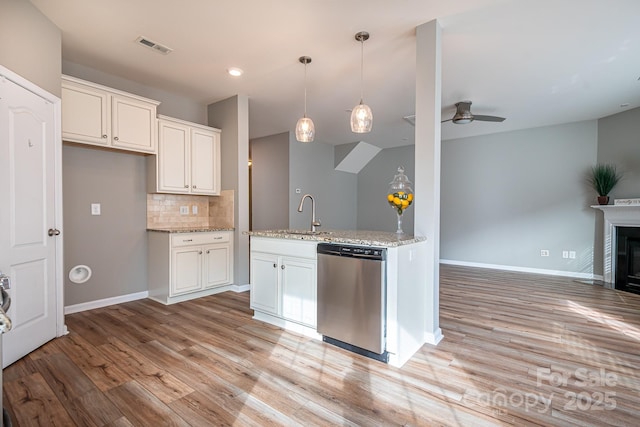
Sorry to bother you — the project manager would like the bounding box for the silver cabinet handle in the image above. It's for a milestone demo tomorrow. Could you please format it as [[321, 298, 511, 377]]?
[[48, 228, 60, 236], [214, 236, 223, 240], [0, 272, 10, 290], [198, 251, 203, 255], [281, 265, 286, 270], [192, 185, 197, 189], [183, 239, 193, 242], [273, 263, 277, 268], [206, 250, 210, 254], [184, 185, 189, 188], [114, 136, 119, 141], [102, 134, 107, 139]]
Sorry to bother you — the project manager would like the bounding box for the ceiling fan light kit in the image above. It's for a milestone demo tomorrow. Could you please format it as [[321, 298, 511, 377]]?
[[295, 56, 315, 143], [351, 31, 373, 133]]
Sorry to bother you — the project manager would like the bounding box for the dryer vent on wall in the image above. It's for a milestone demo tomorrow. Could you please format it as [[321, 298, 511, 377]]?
[[135, 36, 173, 55]]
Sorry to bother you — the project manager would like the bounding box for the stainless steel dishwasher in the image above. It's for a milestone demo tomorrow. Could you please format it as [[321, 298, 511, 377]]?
[[317, 243, 388, 362]]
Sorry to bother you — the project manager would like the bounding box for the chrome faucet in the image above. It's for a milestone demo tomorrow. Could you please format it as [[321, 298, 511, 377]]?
[[297, 194, 321, 232]]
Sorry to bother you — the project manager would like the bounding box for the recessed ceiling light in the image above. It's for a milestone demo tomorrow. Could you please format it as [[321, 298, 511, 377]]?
[[227, 67, 243, 77]]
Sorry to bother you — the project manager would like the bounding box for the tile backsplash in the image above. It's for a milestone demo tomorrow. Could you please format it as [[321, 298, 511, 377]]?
[[147, 190, 234, 229]]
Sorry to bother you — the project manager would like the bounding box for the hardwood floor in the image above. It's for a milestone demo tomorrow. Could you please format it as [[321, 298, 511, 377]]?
[[4, 265, 640, 426]]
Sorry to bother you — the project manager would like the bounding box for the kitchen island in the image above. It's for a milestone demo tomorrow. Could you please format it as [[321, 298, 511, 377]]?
[[247, 229, 435, 368]]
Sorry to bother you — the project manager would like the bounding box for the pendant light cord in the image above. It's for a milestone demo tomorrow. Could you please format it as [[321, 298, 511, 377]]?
[[359, 39, 364, 103], [304, 61, 308, 118]]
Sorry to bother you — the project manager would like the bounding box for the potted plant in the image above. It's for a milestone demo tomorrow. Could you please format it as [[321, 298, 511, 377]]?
[[588, 164, 623, 205]]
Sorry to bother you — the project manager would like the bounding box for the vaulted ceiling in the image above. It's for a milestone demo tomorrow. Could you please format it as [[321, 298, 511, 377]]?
[[31, 0, 640, 147]]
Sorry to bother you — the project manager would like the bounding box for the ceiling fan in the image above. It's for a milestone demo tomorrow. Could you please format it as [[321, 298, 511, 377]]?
[[442, 101, 505, 124], [402, 101, 505, 126]]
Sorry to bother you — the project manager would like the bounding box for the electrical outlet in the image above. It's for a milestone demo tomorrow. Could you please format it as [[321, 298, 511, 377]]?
[[540, 249, 550, 257], [562, 251, 569, 259], [180, 206, 189, 215], [192, 205, 198, 215], [569, 251, 576, 259], [91, 203, 101, 216]]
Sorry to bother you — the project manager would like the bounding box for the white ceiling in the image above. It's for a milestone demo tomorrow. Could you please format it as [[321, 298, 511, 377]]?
[[30, 0, 640, 148]]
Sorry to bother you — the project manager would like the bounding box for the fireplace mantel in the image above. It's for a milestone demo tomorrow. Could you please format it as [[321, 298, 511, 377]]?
[[592, 205, 640, 284]]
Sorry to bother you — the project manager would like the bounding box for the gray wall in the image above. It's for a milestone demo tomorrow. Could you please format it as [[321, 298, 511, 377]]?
[[250, 132, 289, 230], [441, 121, 597, 274], [593, 107, 640, 275], [63, 61, 206, 125], [63, 145, 148, 305], [357, 146, 415, 233], [208, 95, 250, 285], [0, 0, 61, 97], [289, 137, 357, 230], [597, 107, 640, 199]]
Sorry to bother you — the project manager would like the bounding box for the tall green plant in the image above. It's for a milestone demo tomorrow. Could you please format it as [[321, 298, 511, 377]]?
[[588, 164, 622, 196]]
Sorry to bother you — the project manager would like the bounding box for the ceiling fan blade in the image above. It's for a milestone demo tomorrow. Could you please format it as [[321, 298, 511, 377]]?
[[473, 115, 505, 122]]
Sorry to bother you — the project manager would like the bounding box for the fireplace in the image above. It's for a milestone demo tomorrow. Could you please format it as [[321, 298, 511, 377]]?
[[615, 227, 640, 295], [594, 205, 640, 293]]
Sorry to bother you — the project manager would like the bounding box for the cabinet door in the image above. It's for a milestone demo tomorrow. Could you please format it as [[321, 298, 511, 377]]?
[[61, 82, 109, 146], [281, 257, 317, 327], [111, 94, 157, 153], [158, 120, 190, 193], [250, 252, 279, 315], [171, 247, 202, 296], [202, 243, 232, 288], [190, 128, 220, 195]]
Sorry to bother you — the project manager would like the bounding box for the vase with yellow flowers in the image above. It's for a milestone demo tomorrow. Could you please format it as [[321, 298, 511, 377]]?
[[387, 166, 414, 234]]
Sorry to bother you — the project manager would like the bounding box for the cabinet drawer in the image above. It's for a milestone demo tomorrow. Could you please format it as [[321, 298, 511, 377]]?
[[171, 232, 230, 247], [250, 237, 317, 259]]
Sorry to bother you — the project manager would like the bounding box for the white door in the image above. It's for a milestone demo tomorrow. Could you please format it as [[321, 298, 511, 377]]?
[[0, 71, 60, 367]]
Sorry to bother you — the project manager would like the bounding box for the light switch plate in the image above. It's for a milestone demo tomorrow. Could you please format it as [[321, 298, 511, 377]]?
[[91, 203, 101, 216], [180, 206, 189, 215]]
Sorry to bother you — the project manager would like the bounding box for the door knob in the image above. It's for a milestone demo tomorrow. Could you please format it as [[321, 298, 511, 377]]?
[[48, 228, 61, 236], [0, 272, 10, 290]]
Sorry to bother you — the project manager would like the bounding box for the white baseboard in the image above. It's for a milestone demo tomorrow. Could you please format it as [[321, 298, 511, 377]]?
[[440, 259, 603, 281], [64, 291, 149, 315], [232, 284, 250, 292]]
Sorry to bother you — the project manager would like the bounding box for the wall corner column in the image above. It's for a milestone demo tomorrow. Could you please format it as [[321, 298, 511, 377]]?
[[415, 19, 443, 345]]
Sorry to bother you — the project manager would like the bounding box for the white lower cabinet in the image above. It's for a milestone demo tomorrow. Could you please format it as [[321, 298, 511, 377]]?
[[250, 237, 317, 329], [148, 231, 233, 304]]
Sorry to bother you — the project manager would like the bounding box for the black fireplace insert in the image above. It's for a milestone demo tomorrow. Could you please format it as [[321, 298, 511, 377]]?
[[615, 226, 640, 295]]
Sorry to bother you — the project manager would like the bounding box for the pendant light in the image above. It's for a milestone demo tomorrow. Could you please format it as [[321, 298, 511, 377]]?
[[351, 31, 373, 133], [295, 56, 315, 143]]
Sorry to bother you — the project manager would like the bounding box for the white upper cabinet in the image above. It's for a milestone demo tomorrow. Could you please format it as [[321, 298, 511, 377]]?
[[61, 75, 159, 154], [150, 115, 221, 195]]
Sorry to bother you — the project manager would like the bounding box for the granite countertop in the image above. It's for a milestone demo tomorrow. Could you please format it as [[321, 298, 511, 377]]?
[[147, 227, 235, 233], [246, 229, 426, 247]]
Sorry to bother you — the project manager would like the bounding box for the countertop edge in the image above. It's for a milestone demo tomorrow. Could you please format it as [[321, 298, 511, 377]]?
[[147, 228, 235, 233], [246, 230, 426, 247]]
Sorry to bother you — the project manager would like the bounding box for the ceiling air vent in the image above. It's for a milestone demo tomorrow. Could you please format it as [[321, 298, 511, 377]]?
[[135, 36, 173, 55]]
